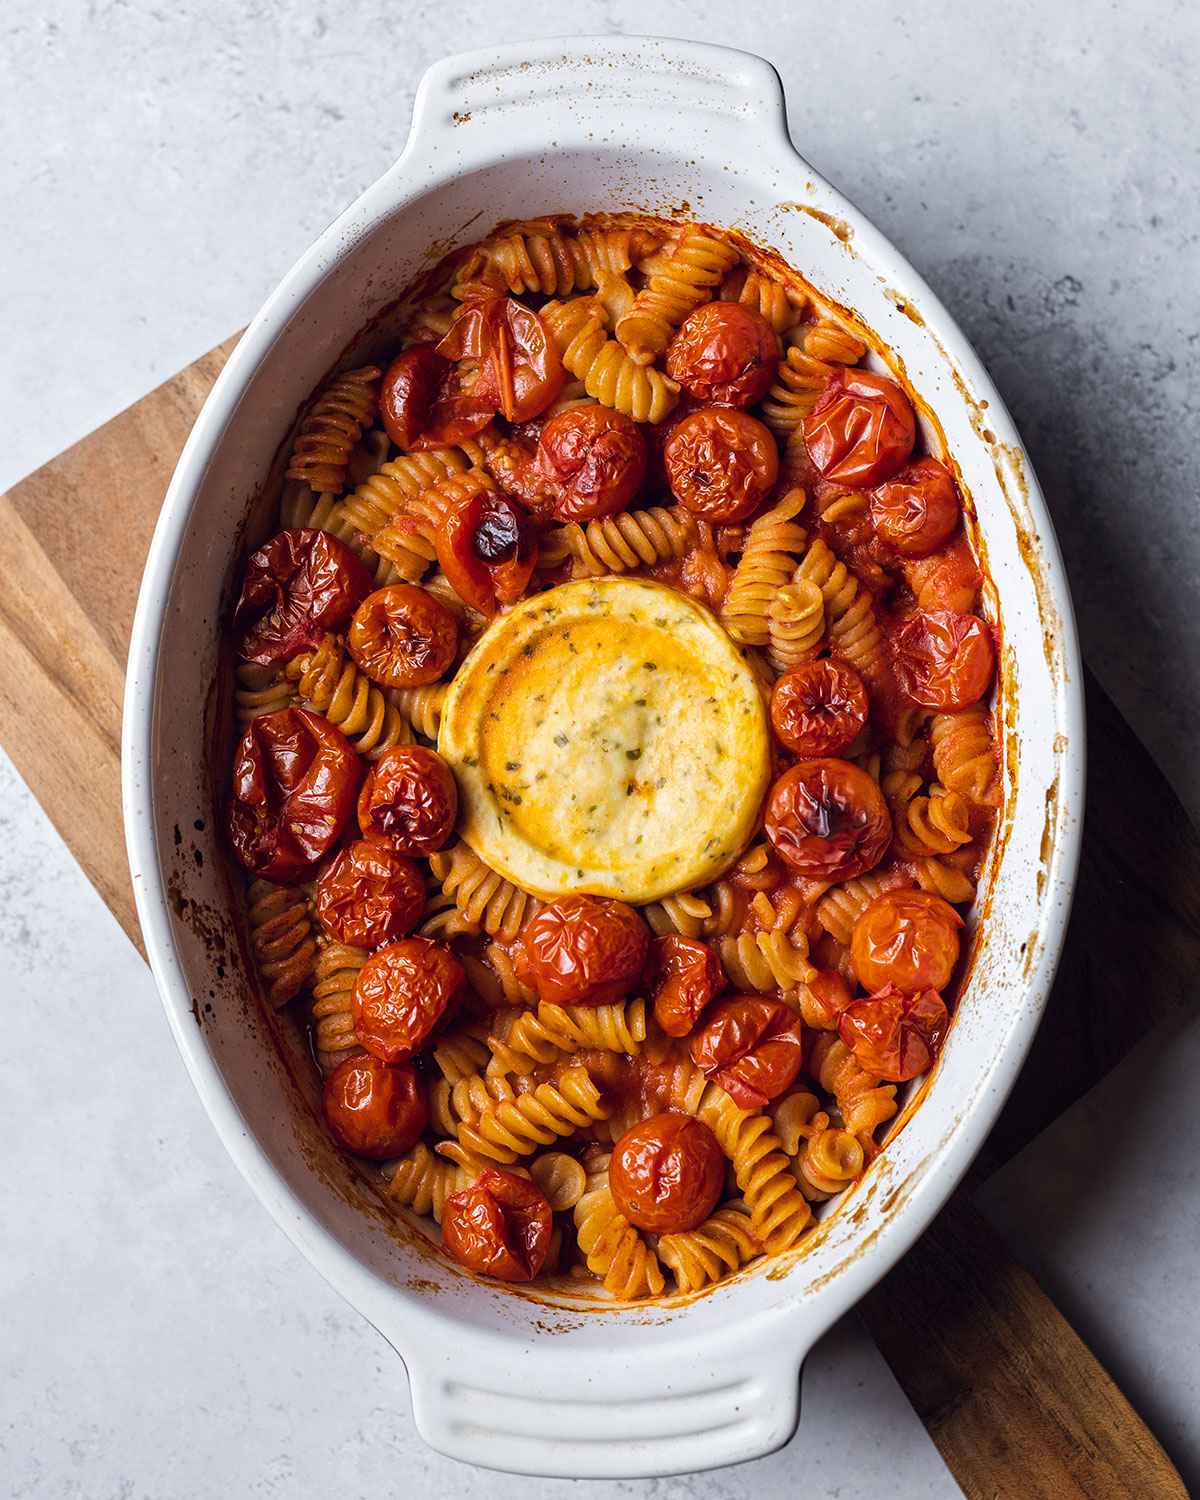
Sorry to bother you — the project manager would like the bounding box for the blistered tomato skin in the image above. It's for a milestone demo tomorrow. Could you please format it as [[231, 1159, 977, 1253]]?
[[347, 584, 458, 688], [850, 888, 963, 994], [770, 660, 869, 757], [535, 406, 648, 521], [665, 301, 780, 409], [801, 969, 855, 1031], [764, 758, 892, 881], [442, 1167, 553, 1282], [235, 528, 374, 665], [646, 935, 726, 1038], [437, 295, 565, 423], [689, 996, 805, 1109], [353, 937, 464, 1063], [839, 985, 950, 1081], [435, 488, 538, 616], [228, 708, 361, 884], [314, 839, 426, 948], [803, 367, 916, 488], [357, 745, 458, 855], [322, 1054, 427, 1161], [516, 895, 650, 1007], [609, 1113, 726, 1234], [869, 457, 959, 558], [379, 346, 445, 449], [664, 407, 780, 522], [892, 608, 995, 710]]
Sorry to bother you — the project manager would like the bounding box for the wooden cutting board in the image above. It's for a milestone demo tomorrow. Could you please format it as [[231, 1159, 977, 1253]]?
[[1, 339, 1191, 1498]]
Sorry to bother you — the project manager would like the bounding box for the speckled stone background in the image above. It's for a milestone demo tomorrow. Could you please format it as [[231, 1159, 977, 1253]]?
[[2, 3, 1198, 1497]]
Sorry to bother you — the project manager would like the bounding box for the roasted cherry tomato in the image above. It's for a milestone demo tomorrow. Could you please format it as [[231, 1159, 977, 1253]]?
[[803, 367, 916, 488], [770, 659, 869, 756], [800, 969, 855, 1031], [352, 936, 464, 1063], [516, 895, 650, 1007], [869, 456, 959, 557], [357, 745, 458, 856], [534, 405, 648, 521], [609, 1113, 726, 1234], [891, 608, 995, 710], [442, 1166, 553, 1282], [322, 1053, 427, 1160], [378, 345, 495, 450], [664, 407, 780, 522], [235, 528, 373, 665], [314, 839, 426, 948], [645, 934, 726, 1039], [437, 295, 565, 423], [434, 487, 537, 616], [690, 996, 805, 1109], [228, 708, 360, 884], [665, 301, 779, 408], [850, 888, 963, 994], [765, 758, 892, 880], [347, 583, 458, 688], [838, 984, 950, 1081]]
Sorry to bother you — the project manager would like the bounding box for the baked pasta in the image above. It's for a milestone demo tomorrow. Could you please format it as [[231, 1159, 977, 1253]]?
[[223, 213, 1002, 1301]]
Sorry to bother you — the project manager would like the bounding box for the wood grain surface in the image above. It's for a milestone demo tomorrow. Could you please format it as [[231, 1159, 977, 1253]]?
[[0, 337, 1189, 1498]]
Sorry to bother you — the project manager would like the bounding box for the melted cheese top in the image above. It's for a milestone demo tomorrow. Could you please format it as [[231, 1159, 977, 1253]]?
[[437, 577, 769, 902]]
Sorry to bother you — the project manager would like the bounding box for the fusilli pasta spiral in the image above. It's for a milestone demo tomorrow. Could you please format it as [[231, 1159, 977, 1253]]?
[[766, 580, 825, 674], [309, 938, 367, 1073], [658, 1204, 762, 1292], [541, 297, 681, 423], [550, 505, 696, 578], [486, 1000, 647, 1076], [720, 490, 809, 647], [615, 228, 740, 364], [428, 842, 542, 943], [808, 1033, 898, 1143], [456, 1065, 609, 1164], [932, 707, 999, 806], [285, 365, 380, 495], [573, 1153, 665, 1299], [247, 879, 316, 1007], [287, 634, 413, 757], [235, 662, 295, 725]]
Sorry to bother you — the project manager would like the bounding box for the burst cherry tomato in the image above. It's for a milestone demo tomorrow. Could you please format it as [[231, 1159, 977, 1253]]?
[[850, 888, 963, 994], [534, 406, 648, 521], [314, 839, 426, 948], [516, 895, 650, 1007], [665, 301, 779, 408], [803, 367, 916, 488], [437, 295, 565, 423], [609, 1113, 725, 1234], [664, 407, 780, 522], [228, 708, 360, 884], [869, 457, 959, 557], [235, 528, 373, 665], [353, 937, 464, 1063], [689, 996, 805, 1110], [770, 660, 869, 756], [765, 758, 892, 880], [322, 1054, 427, 1160], [347, 584, 458, 688], [434, 487, 537, 615], [892, 608, 995, 710], [357, 745, 458, 855], [645, 935, 726, 1038], [838, 984, 950, 1081], [379, 345, 494, 450], [801, 969, 854, 1030], [442, 1167, 553, 1282]]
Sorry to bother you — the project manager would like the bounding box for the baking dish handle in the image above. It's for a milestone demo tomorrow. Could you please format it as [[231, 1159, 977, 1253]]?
[[402, 1335, 804, 1478], [401, 36, 792, 172]]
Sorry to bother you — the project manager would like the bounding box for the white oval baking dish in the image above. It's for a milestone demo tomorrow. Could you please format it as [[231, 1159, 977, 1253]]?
[[122, 35, 1084, 1479]]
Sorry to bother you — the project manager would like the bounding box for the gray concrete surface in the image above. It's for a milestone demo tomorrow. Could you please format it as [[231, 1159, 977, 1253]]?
[[2, 2, 1199, 1496]]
